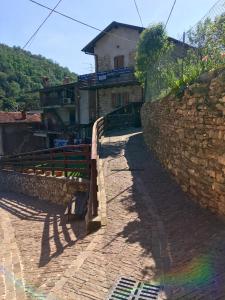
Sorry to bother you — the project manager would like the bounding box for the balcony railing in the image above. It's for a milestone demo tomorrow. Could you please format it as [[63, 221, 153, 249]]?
[[40, 97, 75, 108], [78, 68, 138, 89]]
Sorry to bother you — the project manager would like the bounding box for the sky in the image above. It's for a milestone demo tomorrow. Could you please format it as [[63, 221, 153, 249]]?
[[0, 0, 219, 75]]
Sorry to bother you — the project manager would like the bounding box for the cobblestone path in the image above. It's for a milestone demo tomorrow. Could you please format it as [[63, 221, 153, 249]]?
[[0, 193, 95, 300], [1, 129, 225, 300]]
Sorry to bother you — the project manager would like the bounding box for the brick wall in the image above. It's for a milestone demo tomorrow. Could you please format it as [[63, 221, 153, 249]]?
[[0, 170, 88, 205], [141, 68, 225, 216]]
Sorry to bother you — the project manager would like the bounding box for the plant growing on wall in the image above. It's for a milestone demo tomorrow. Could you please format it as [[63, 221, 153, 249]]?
[[170, 14, 225, 95], [135, 23, 170, 100], [136, 14, 225, 101]]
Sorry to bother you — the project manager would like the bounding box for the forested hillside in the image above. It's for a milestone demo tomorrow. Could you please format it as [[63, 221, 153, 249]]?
[[0, 44, 77, 111]]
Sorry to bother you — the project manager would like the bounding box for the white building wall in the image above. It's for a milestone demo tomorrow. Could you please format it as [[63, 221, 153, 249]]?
[[79, 90, 90, 124]]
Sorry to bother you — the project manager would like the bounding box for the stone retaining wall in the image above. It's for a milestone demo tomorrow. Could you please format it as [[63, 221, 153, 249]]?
[[0, 170, 89, 205], [141, 68, 225, 216]]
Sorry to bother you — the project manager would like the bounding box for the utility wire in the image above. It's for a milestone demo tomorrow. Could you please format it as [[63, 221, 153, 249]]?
[[165, 0, 177, 29], [133, 0, 144, 27], [29, 0, 103, 33], [23, 0, 63, 49], [28, 0, 139, 44]]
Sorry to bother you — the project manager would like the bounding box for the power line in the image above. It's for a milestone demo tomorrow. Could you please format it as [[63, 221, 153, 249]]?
[[28, 0, 139, 44], [165, 0, 177, 29], [23, 0, 63, 49], [29, 0, 103, 33], [133, 0, 144, 27]]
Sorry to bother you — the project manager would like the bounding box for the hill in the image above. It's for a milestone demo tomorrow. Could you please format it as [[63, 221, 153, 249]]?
[[0, 44, 77, 111]]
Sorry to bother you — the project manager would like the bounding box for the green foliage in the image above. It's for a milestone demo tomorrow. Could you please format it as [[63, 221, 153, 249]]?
[[0, 44, 77, 111], [170, 14, 225, 95], [135, 23, 170, 89], [136, 14, 225, 101]]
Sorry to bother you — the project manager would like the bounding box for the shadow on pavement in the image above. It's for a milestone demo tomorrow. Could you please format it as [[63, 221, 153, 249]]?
[[0, 192, 86, 268], [104, 130, 225, 299]]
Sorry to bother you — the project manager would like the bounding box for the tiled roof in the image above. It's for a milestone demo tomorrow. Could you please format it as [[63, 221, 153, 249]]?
[[0, 112, 41, 124]]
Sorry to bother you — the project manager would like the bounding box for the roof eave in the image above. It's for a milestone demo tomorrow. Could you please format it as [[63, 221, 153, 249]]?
[[82, 21, 144, 54]]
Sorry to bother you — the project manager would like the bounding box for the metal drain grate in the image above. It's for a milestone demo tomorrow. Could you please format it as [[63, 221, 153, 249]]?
[[107, 277, 161, 300]]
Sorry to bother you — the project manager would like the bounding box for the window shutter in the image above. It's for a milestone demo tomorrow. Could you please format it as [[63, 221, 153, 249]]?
[[114, 57, 118, 69], [123, 92, 129, 105], [118, 56, 124, 68], [112, 93, 117, 108], [114, 56, 124, 69]]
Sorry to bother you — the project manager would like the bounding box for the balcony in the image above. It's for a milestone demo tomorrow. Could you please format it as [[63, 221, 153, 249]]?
[[40, 97, 76, 108], [78, 68, 138, 89], [32, 122, 65, 136]]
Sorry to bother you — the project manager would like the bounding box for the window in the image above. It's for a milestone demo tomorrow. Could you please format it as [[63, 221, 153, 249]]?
[[112, 92, 129, 108], [114, 55, 124, 69]]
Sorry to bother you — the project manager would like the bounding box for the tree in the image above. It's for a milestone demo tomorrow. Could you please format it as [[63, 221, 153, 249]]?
[[0, 43, 77, 111], [135, 23, 171, 100], [135, 14, 225, 101], [135, 23, 169, 85]]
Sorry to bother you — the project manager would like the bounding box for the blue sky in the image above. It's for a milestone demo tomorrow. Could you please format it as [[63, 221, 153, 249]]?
[[0, 0, 218, 74]]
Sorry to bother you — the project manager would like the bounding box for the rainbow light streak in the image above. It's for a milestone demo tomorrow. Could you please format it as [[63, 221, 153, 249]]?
[[0, 265, 48, 299]]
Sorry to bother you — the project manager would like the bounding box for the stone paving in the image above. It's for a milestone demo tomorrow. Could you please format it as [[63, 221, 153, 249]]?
[[1, 129, 225, 300], [0, 193, 95, 300]]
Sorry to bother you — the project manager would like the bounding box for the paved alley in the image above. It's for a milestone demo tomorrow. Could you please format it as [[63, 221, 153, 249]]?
[[1, 129, 225, 299]]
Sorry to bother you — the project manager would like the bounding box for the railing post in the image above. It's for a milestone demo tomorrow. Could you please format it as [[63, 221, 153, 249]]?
[[51, 150, 54, 176], [33, 153, 36, 174], [63, 148, 68, 178], [91, 159, 98, 217]]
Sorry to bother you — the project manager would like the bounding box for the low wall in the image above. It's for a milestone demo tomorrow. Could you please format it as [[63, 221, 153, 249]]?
[[0, 170, 89, 205], [141, 68, 225, 216]]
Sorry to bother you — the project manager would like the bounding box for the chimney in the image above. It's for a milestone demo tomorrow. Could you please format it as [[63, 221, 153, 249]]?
[[63, 77, 70, 84], [42, 76, 50, 87], [21, 110, 26, 120]]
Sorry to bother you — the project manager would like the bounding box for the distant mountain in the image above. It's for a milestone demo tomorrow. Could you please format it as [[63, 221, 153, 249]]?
[[0, 44, 77, 111]]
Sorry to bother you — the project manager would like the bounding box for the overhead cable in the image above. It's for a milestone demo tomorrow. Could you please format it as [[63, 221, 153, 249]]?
[[133, 0, 144, 27], [28, 0, 139, 44], [23, 0, 63, 49], [165, 0, 177, 29]]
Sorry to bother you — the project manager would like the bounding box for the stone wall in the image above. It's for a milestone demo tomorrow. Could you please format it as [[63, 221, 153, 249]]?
[[0, 170, 89, 205], [141, 68, 225, 216], [94, 26, 140, 71]]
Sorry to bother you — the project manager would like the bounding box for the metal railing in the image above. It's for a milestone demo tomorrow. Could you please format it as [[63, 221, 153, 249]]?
[[0, 102, 142, 229], [86, 117, 105, 222], [78, 68, 138, 89], [40, 97, 76, 108], [0, 144, 91, 179], [86, 102, 142, 223]]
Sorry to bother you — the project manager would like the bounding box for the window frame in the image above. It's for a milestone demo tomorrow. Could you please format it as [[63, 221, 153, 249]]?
[[114, 55, 125, 69]]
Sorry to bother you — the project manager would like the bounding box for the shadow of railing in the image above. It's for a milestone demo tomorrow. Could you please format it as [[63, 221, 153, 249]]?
[[0, 192, 86, 268]]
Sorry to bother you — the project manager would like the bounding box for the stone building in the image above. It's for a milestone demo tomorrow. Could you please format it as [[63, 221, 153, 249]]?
[[35, 21, 187, 147], [80, 21, 144, 117]]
